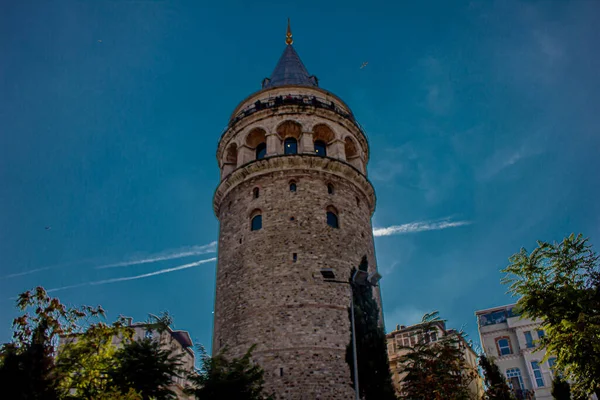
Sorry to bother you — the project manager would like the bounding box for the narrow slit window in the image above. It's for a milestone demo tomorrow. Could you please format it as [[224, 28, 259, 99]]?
[[326, 211, 339, 228], [327, 184, 334, 195], [251, 214, 262, 231], [253, 187, 259, 199], [293, 253, 297, 262], [289, 181, 297, 192]]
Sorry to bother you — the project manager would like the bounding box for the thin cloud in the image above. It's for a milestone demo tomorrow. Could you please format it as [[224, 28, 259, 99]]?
[[95, 242, 217, 269], [373, 219, 471, 237], [1, 267, 53, 279], [1, 241, 218, 279], [46, 257, 217, 294]]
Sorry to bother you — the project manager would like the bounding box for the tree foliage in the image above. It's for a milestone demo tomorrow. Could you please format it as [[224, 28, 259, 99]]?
[[186, 344, 272, 400], [396, 312, 477, 400], [501, 233, 600, 397], [552, 374, 572, 400], [479, 355, 515, 400], [0, 287, 185, 400], [110, 338, 183, 400], [346, 257, 397, 400]]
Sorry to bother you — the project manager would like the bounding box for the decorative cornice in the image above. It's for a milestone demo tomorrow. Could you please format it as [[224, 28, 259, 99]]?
[[213, 154, 376, 216]]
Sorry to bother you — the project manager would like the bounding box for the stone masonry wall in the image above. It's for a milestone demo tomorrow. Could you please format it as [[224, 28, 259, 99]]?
[[213, 160, 379, 399]]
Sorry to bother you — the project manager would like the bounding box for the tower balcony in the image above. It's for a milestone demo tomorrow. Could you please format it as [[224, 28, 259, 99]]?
[[219, 91, 368, 147]]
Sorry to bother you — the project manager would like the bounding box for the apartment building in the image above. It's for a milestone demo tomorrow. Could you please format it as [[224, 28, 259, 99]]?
[[476, 304, 554, 399]]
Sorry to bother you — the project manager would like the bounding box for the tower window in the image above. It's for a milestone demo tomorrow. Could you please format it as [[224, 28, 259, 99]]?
[[293, 253, 297, 262], [356, 197, 360, 207], [251, 214, 262, 231], [314, 140, 327, 156], [289, 181, 297, 192], [327, 184, 334, 195], [253, 187, 259, 199], [326, 209, 339, 229], [284, 137, 298, 155], [256, 142, 266, 160]]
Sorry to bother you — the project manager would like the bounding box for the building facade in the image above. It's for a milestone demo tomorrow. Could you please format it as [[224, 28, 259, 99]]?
[[476, 304, 554, 400], [212, 22, 382, 399], [386, 321, 483, 399]]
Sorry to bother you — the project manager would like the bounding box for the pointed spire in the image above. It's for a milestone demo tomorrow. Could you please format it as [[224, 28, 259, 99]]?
[[286, 18, 293, 45], [261, 20, 319, 89]]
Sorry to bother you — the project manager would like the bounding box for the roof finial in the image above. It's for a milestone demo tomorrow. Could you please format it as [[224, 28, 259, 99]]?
[[286, 18, 293, 45]]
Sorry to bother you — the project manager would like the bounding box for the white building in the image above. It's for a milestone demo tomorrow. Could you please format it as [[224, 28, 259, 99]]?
[[476, 304, 554, 399]]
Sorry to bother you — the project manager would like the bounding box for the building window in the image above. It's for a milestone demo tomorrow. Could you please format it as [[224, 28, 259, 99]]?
[[284, 138, 298, 155], [356, 197, 360, 207], [253, 187, 259, 199], [536, 329, 545, 339], [289, 181, 297, 192], [256, 142, 266, 160], [531, 361, 545, 387], [314, 140, 327, 156], [524, 331, 534, 348], [506, 368, 524, 390], [430, 332, 437, 342], [496, 337, 512, 356], [548, 357, 557, 374], [251, 214, 262, 231], [326, 210, 339, 228], [293, 253, 297, 262], [327, 183, 334, 194]]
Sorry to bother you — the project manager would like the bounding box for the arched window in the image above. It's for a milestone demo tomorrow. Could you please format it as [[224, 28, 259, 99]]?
[[253, 187, 259, 199], [284, 137, 298, 155], [251, 214, 262, 231], [314, 140, 327, 156], [256, 143, 266, 160], [327, 184, 334, 195], [326, 208, 339, 228], [495, 337, 512, 356], [506, 368, 524, 390], [289, 181, 297, 192]]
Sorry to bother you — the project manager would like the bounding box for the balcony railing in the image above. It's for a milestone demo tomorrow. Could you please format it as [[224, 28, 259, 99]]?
[[220, 94, 366, 137]]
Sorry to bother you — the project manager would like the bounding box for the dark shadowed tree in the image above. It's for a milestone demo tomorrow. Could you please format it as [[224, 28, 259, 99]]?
[[396, 312, 477, 400], [345, 257, 396, 400], [552, 374, 572, 400], [109, 338, 183, 400], [186, 344, 273, 400], [479, 355, 515, 400], [502, 233, 600, 398]]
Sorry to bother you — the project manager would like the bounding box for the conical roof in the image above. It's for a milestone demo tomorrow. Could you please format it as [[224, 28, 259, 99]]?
[[262, 45, 318, 89]]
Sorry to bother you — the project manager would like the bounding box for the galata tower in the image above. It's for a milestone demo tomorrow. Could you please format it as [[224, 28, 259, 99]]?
[[212, 21, 382, 399]]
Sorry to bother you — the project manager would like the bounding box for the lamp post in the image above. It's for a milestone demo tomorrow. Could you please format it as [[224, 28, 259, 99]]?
[[319, 268, 382, 400]]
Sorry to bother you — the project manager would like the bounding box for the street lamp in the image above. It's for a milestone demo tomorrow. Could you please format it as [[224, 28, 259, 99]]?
[[319, 267, 382, 400]]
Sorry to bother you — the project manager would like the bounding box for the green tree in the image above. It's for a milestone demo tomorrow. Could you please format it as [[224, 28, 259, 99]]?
[[479, 355, 515, 400], [0, 286, 109, 400], [552, 374, 572, 400], [109, 338, 183, 400], [56, 322, 133, 399], [501, 233, 600, 398], [186, 344, 273, 400], [346, 256, 396, 400], [396, 312, 477, 400]]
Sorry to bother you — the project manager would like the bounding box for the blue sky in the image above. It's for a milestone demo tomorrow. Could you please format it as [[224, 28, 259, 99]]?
[[1, 0, 599, 352]]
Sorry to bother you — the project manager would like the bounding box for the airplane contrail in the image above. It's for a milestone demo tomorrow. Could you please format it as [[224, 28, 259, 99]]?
[[45, 257, 217, 294], [373, 219, 471, 237], [95, 242, 217, 269]]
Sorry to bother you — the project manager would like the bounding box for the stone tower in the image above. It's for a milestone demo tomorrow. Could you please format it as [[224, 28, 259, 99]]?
[[212, 21, 381, 399]]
